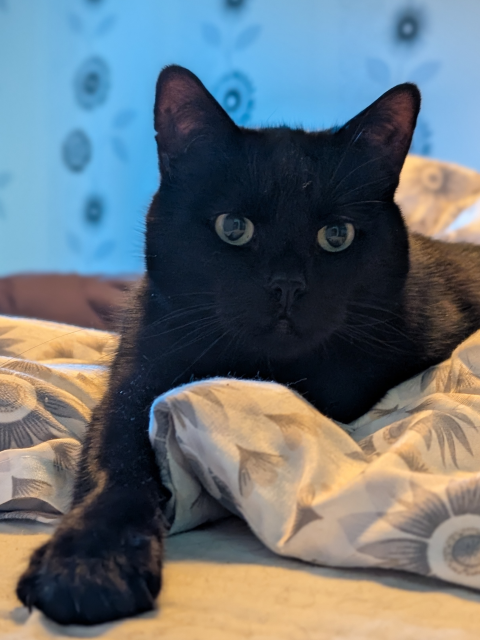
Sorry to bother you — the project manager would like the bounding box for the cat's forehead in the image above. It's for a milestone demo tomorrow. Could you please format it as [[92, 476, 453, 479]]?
[[243, 127, 332, 167], [238, 127, 342, 204]]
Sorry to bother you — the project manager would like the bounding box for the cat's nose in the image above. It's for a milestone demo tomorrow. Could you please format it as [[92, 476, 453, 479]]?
[[269, 276, 306, 311]]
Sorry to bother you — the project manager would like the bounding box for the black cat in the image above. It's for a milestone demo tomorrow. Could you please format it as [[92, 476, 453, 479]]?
[[17, 66, 480, 625]]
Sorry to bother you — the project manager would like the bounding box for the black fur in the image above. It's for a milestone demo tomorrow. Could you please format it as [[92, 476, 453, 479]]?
[[17, 66, 480, 624]]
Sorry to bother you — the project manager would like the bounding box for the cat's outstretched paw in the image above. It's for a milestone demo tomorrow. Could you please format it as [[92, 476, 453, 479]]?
[[16, 501, 164, 625]]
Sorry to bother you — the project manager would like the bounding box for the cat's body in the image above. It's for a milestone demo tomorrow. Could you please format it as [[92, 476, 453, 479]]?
[[17, 67, 480, 625]]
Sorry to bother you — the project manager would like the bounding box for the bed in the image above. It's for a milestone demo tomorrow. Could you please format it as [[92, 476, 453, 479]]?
[[1, 155, 480, 639], [2, 518, 480, 639]]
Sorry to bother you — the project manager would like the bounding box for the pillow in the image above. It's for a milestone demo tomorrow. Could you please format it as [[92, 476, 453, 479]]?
[[397, 155, 480, 241]]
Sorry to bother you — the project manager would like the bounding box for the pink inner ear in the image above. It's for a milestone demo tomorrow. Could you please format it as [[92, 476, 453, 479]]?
[[156, 74, 207, 141], [154, 66, 237, 159], [365, 90, 418, 148], [385, 91, 417, 135]]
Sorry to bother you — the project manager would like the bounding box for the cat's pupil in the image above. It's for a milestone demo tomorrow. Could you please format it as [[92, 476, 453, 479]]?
[[223, 214, 247, 241], [325, 224, 348, 248]]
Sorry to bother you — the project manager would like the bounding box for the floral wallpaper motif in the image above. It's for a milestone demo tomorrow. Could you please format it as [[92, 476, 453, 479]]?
[[201, 12, 260, 125], [62, 130, 92, 173], [62, 3, 117, 265], [224, 0, 247, 10], [214, 71, 254, 124], [1, 0, 480, 274], [74, 56, 110, 110], [365, 5, 440, 156], [83, 194, 105, 226], [393, 6, 425, 48]]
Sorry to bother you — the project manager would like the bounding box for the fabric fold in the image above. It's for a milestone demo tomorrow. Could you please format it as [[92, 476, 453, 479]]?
[[1, 315, 480, 590]]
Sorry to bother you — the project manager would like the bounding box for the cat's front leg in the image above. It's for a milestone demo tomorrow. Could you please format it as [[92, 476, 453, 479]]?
[[16, 364, 171, 626], [16, 483, 164, 625]]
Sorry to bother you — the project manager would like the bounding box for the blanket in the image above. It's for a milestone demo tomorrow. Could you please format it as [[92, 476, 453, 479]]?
[[1, 315, 480, 592]]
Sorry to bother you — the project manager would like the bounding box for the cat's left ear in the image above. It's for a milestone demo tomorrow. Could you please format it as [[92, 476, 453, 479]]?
[[154, 65, 238, 174], [339, 83, 421, 175]]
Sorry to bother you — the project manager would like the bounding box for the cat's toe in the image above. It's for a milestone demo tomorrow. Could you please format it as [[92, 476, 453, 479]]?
[[16, 530, 163, 625], [16, 542, 49, 611]]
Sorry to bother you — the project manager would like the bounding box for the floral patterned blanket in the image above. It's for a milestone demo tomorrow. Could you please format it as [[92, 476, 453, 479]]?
[[1, 315, 480, 592]]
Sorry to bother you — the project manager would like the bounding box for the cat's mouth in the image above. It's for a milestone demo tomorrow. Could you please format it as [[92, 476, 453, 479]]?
[[275, 317, 295, 336], [257, 314, 316, 359], [237, 312, 320, 360], [268, 314, 304, 343]]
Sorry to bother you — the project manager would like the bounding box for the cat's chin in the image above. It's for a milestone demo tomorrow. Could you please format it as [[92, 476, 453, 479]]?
[[251, 321, 322, 360], [264, 338, 317, 360]]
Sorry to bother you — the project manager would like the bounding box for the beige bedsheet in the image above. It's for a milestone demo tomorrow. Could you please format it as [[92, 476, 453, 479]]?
[[1, 517, 480, 640]]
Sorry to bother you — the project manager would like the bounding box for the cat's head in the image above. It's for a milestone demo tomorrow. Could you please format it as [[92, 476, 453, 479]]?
[[146, 65, 420, 361]]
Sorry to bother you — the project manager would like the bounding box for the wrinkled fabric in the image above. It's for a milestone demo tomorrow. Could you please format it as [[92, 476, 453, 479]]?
[[1, 315, 480, 591], [397, 155, 480, 240], [0, 317, 114, 522]]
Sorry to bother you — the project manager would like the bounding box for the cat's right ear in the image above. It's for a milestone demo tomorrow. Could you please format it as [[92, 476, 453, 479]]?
[[338, 83, 421, 177], [154, 65, 237, 175]]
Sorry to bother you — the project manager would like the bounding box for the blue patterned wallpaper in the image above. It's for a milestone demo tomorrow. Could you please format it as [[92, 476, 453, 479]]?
[[1, 0, 480, 275]]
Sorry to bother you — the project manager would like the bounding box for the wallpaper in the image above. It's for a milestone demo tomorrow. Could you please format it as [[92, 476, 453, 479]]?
[[0, 0, 479, 275]]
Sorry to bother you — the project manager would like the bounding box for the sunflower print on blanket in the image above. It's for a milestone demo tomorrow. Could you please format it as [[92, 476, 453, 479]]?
[[3, 314, 480, 591], [0, 317, 113, 522], [356, 477, 480, 588]]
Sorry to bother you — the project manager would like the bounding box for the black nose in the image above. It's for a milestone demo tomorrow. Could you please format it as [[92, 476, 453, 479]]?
[[269, 276, 306, 311]]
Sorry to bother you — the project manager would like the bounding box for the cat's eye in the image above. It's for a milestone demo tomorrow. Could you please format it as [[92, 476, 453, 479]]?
[[215, 214, 254, 246], [317, 222, 355, 252]]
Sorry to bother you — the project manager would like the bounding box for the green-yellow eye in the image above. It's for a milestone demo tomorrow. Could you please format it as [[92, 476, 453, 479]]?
[[215, 214, 254, 246], [317, 222, 355, 252]]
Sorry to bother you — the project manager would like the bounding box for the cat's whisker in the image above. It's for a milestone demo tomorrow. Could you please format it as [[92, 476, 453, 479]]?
[[336, 200, 384, 209], [334, 329, 381, 358], [334, 176, 391, 202], [159, 321, 222, 358], [339, 324, 410, 354], [331, 153, 389, 196], [336, 329, 382, 355], [146, 303, 217, 328], [346, 308, 402, 327], [228, 323, 252, 367], [346, 310, 413, 342], [326, 119, 365, 189], [154, 332, 219, 369], [152, 301, 217, 320], [344, 306, 401, 332], [348, 300, 406, 322], [343, 318, 403, 341], [143, 321, 221, 380], [218, 326, 244, 367], [170, 330, 231, 386], [345, 315, 391, 329], [162, 291, 216, 299], [148, 315, 218, 340]]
